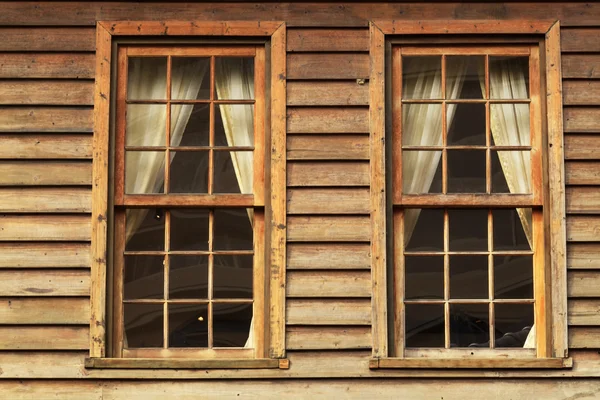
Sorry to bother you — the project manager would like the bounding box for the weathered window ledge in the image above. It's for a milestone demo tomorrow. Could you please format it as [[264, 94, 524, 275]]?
[[369, 358, 573, 369], [85, 358, 289, 370]]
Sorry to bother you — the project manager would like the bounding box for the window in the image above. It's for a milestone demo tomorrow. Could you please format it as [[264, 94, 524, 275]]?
[[89, 21, 286, 369], [369, 21, 569, 368]]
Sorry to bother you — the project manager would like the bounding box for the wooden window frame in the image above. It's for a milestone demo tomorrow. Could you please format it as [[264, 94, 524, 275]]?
[[369, 20, 570, 369], [89, 21, 287, 369]]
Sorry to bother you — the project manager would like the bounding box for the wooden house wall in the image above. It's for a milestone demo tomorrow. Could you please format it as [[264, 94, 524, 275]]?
[[0, 2, 599, 397]]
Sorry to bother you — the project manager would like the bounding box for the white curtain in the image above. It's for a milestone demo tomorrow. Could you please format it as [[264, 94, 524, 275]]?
[[402, 57, 468, 245]]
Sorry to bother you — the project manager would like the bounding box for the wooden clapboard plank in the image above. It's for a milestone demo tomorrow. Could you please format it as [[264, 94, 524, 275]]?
[[565, 134, 600, 160], [0, 243, 90, 268], [0, 188, 91, 213], [287, 135, 369, 160], [569, 327, 600, 348], [0, 27, 95, 51], [287, 326, 371, 350], [0, 80, 94, 105], [563, 81, 600, 106], [0, 269, 89, 296], [0, 326, 89, 350], [287, 243, 371, 270], [566, 187, 600, 214], [287, 270, 371, 298], [0, 107, 93, 132], [0, 161, 92, 185], [0, 298, 89, 324], [0, 215, 91, 241], [287, 53, 369, 79], [568, 243, 600, 269], [562, 55, 600, 79], [287, 81, 369, 106], [287, 161, 370, 187], [568, 300, 600, 326], [566, 216, 600, 242], [287, 215, 371, 242], [287, 299, 371, 325], [561, 28, 600, 53], [0, 53, 95, 79], [287, 107, 369, 134], [564, 108, 600, 133], [287, 28, 369, 52], [566, 161, 600, 185], [568, 271, 600, 297], [0, 352, 88, 379], [0, 134, 92, 159], [287, 188, 370, 214]]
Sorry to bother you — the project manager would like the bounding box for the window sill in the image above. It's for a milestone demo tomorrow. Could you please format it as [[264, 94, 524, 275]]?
[[85, 358, 289, 370], [369, 357, 573, 369]]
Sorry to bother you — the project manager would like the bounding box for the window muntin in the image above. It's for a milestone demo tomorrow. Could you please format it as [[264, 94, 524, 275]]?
[[391, 45, 545, 357], [112, 45, 265, 359]]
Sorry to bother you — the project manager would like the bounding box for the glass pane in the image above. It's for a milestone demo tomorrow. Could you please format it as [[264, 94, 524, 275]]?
[[402, 104, 442, 146], [404, 208, 444, 252], [215, 57, 255, 100], [214, 208, 253, 251], [405, 304, 445, 347], [494, 255, 533, 299], [124, 304, 163, 348], [494, 303, 534, 348], [124, 256, 164, 300], [125, 209, 165, 251], [493, 151, 531, 194], [214, 104, 254, 147], [450, 303, 489, 348], [214, 255, 253, 299], [490, 104, 530, 145], [405, 256, 444, 300], [171, 57, 210, 100], [489, 56, 529, 99], [447, 150, 486, 193], [169, 303, 208, 348], [491, 151, 510, 193], [446, 56, 484, 99], [214, 151, 253, 194], [402, 56, 442, 99], [169, 151, 209, 194], [126, 104, 166, 146], [448, 209, 488, 251], [169, 255, 208, 299], [125, 151, 165, 194], [402, 151, 442, 193], [171, 104, 209, 146], [493, 209, 532, 251], [447, 103, 486, 146], [450, 255, 489, 299], [170, 209, 209, 251], [127, 57, 167, 100], [213, 303, 253, 347]]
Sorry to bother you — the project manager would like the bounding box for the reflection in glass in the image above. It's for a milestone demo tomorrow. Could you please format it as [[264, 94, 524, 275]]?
[[170, 151, 209, 194], [403, 151, 442, 193], [448, 209, 488, 251], [126, 104, 167, 146], [402, 104, 442, 146], [127, 57, 167, 100], [490, 104, 530, 146], [449, 255, 488, 299], [493, 209, 531, 251], [169, 303, 208, 348], [171, 104, 209, 146], [215, 105, 254, 147], [405, 208, 444, 252], [494, 255, 533, 299], [405, 256, 444, 300], [170, 209, 209, 251], [489, 56, 529, 99], [450, 303, 489, 347], [124, 304, 163, 348], [215, 57, 255, 100], [213, 303, 253, 347], [447, 103, 486, 146], [214, 151, 253, 194], [495, 303, 534, 348], [405, 304, 445, 348], [169, 255, 208, 299], [124, 256, 164, 300], [125, 209, 165, 251], [402, 56, 442, 99], [125, 151, 165, 194], [214, 255, 253, 299], [171, 57, 210, 100], [214, 208, 253, 251], [447, 150, 486, 193], [446, 56, 484, 99]]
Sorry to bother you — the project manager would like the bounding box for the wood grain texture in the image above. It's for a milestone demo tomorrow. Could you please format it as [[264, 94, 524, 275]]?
[[566, 216, 600, 242], [568, 300, 600, 326], [566, 187, 600, 214], [287, 53, 369, 79], [0, 134, 92, 159], [561, 28, 600, 53], [0, 269, 89, 296], [0, 188, 91, 213], [0, 27, 95, 51], [564, 107, 600, 133], [0, 80, 94, 105], [287, 161, 369, 187], [0, 298, 89, 324], [287, 215, 370, 242], [565, 162, 600, 185], [569, 327, 600, 348], [287, 28, 369, 52], [287, 188, 370, 214], [287, 270, 371, 297], [287, 81, 369, 106], [565, 134, 600, 160], [0, 326, 89, 350], [563, 81, 600, 106], [287, 326, 371, 350], [0, 161, 91, 186], [0, 53, 95, 79], [0, 107, 93, 133], [287, 107, 369, 134], [287, 243, 371, 270], [287, 299, 371, 325], [0, 215, 91, 241], [568, 243, 600, 269], [568, 271, 600, 297], [287, 135, 369, 160], [562, 54, 600, 79], [0, 243, 90, 269]]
